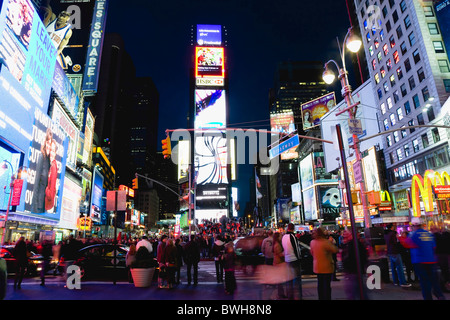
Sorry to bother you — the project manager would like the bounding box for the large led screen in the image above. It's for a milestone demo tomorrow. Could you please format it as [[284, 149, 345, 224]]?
[[0, 0, 57, 111], [196, 24, 221, 46], [195, 47, 224, 78], [0, 145, 22, 211], [89, 167, 103, 223], [195, 89, 226, 129], [24, 107, 68, 221], [194, 134, 228, 185], [270, 111, 295, 134]]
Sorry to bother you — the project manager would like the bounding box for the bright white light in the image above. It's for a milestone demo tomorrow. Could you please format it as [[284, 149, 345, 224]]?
[[323, 69, 336, 84]]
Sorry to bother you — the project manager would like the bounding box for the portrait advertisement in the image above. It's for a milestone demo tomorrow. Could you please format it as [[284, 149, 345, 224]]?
[[301, 92, 336, 130]]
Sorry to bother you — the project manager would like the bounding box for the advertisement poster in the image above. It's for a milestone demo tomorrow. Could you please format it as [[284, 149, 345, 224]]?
[[194, 89, 226, 128], [196, 24, 221, 46], [300, 154, 314, 190], [270, 111, 295, 134], [303, 188, 317, 221], [24, 107, 68, 221], [301, 92, 336, 130], [318, 185, 341, 222], [195, 46, 224, 78], [90, 167, 103, 222]]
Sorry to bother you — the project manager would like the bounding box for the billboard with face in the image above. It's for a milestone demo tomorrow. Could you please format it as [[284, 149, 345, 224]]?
[[301, 92, 336, 130], [0, 0, 57, 111], [195, 47, 224, 78], [318, 185, 341, 222]]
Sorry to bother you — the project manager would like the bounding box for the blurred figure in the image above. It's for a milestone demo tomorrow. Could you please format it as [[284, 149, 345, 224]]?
[[261, 230, 274, 266], [184, 235, 200, 285], [126, 243, 137, 283], [222, 242, 237, 295], [384, 224, 411, 287], [342, 230, 369, 300], [156, 235, 168, 288], [40, 240, 53, 286], [163, 239, 177, 289], [400, 218, 445, 300], [310, 227, 339, 300], [282, 223, 302, 300], [212, 235, 225, 283], [175, 238, 184, 285], [399, 231, 415, 283], [273, 231, 286, 299], [433, 226, 450, 291], [13, 237, 28, 290]]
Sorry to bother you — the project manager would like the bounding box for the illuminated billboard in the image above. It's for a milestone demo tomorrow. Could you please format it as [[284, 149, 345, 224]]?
[[57, 177, 82, 230], [89, 167, 103, 222], [196, 24, 222, 46], [194, 134, 228, 185], [52, 99, 78, 170], [195, 47, 224, 78], [301, 92, 335, 130], [270, 111, 295, 134], [52, 62, 80, 119], [177, 140, 190, 182], [195, 89, 226, 128], [0, 0, 57, 111], [24, 107, 68, 221]]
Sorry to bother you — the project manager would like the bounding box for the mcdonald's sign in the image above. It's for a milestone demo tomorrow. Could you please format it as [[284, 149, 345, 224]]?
[[411, 170, 450, 217]]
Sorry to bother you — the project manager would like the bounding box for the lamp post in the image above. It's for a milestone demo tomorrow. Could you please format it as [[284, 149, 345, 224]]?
[[322, 27, 372, 229], [1, 160, 27, 245]]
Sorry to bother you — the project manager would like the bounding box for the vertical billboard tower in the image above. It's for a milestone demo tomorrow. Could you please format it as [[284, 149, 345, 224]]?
[[192, 24, 231, 223]]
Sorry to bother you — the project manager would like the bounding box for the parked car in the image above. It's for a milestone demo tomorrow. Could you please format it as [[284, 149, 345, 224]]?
[[74, 244, 132, 280], [0, 245, 47, 276]]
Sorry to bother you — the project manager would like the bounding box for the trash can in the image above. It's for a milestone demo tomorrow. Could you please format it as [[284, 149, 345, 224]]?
[[369, 257, 390, 284]]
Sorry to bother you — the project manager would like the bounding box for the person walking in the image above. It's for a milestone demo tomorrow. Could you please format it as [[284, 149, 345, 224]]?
[[136, 236, 153, 256], [40, 240, 53, 286], [273, 231, 286, 299], [384, 224, 411, 287], [261, 230, 274, 266], [184, 235, 200, 285], [310, 227, 339, 300], [282, 223, 302, 300], [156, 235, 168, 288], [222, 242, 237, 295], [211, 235, 225, 283], [400, 218, 446, 300], [175, 238, 184, 285], [163, 239, 178, 289], [13, 237, 28, 290]]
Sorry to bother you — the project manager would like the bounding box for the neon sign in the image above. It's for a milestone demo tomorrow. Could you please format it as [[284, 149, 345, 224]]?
[[411, 170, 450, 217]]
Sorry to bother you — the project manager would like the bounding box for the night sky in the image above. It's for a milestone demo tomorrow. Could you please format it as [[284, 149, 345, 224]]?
[[105, 0, 354, 211]]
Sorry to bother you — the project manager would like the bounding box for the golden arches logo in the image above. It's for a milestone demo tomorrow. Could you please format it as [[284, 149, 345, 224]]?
[[380, 190, 391, 202], [411, 170, 450, 217]]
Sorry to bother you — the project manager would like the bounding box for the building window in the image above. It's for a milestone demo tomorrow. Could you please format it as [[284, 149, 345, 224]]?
[[432, 128, 441, 143], [384, 118, 389, 130], [400, 42, 407, 55], [408, 32, 416, 46], [383, 44, 389, 56], [374, 38, 380, 49], [433, 41, 445, 54], [422, 86, 430, 102], [417, 113, 425, 125], [422, 133, 429, 148], [417, 67, 425, 82], [428, 23, 439, 35], [408, 119, 415, 133], [372, 59, 377, 70], [413, 139, 420, 152], [444, 79, 450, 93], [394, 131, 400, 143], [423, 6, 434, 17], [401, 127, 407, 138], [408, 76, 416, 90], [381, 102, 387, 114], [405, 58, 411, 72], [400, 83, 407, 97], [404, 101, 411, 114], [393, 50, 400, 64], [404, 15, 411, 29], [393, 10, 399, 23], [384, 82, 390, 93], [397, 107, 404, 120], [375, 73, 380, 84], [397, 149, 403, 161], [382, 6, 388, 18], [387, 58, 392, 71], [378, 51, 383, 63], [404, 144, 410, 157], [400, 0, 407, 13], [396, 25, 403, 39], [369, 45, 374, 56], [381, 66, 386, 78], [427, 107, 435, 122], [412, 95, 420, 110], [438, 60, 450, 73], [389, 152, 395, 164], [387, 97, 393, 109], [390, 113, 397, 126], [387, 135, 392, 147], [389, 0, 395, 8], [397, 67, 404, 80], [380, 29, 385, 41], [413, 49, 421, 64], [393, 89, 400, 103], [366, 32, 371, 42], [386, 20, 392, 33], [378, 88, 383, 100]]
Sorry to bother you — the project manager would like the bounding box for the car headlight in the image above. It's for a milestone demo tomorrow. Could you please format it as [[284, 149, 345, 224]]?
[[31, 260, 41, 264]]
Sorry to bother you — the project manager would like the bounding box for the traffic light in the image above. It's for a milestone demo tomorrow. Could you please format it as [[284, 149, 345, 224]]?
[[132, 177, 138, 189], [162, 135, 172, 159]]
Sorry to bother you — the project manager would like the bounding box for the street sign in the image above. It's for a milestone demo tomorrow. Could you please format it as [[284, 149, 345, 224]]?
[[269, 134, 300, 159], [353, 160, 363, 184], [348, 119, 363, 135], [106, 190, 127, 211]]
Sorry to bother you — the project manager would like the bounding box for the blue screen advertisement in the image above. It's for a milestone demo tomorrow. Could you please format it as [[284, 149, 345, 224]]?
[[197, 24, 222, 46], [0, 0, 57, 111], [22, 107, 68, 221], [90, 168, 103, 223]]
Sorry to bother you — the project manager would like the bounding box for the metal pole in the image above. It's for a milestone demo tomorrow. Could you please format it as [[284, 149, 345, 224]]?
[[113, 190, 117, 285], [336, 124, 365, 300]]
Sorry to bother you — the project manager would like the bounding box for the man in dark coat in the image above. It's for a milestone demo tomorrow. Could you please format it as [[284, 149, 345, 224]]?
[[14, 237, 28, 289], [184, 235, 200, 285]]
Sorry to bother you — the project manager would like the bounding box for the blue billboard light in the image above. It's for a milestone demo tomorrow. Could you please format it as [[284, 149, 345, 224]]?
[[197, 24, 222, 46]]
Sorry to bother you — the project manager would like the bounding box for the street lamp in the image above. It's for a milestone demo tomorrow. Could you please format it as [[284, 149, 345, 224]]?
[[322, 27, 372, 229], [1, 160, 27, 245]]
